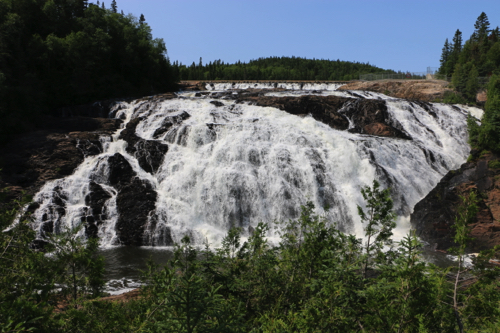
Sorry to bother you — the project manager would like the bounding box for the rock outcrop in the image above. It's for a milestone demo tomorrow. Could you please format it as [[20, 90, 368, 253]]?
[[411, 151, 500, 252], [106, 153, 157, 246], [338, 80, 452, 102], [119, 118, 169, 174], [0, 117, 122, 203], [237, 94, 411, 139]]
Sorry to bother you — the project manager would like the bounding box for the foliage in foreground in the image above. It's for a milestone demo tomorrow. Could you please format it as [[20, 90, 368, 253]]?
[[2, 182, 500, 332]]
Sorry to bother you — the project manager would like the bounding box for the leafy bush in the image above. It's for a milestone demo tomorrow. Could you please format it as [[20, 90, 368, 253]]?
[[489, 160, 500, 169], [2, 183, 500, 332]]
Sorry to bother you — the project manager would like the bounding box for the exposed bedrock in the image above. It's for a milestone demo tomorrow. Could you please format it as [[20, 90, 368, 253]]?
[[237, 95, 411, 139], [119, 118, 169, 174], [411, 151, 500, 252], [0, 117, 122, 203], [106, 153, 157, 245], [83, 181, 112, 238]]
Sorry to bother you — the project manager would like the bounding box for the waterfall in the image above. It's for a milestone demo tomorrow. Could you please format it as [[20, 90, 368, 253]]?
[[29, 85, 482, 247], [206, 82, 345, 91]]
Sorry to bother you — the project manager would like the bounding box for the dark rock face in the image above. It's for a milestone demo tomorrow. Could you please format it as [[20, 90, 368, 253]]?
[[143, 214, 174, 246], [152, 111, 190, 139], [210, 100, 224, 107], [118, 118, 169, 174], [133, 140, 169, 174], [0, 117, 122, 203], [246, 95, 350, 130], [83, 181, 112, 238], [104, 153, 158, 245], [237, 95, 411, 139], [340, 99, 411, 139], [115, 177, 157, 246], [411, 153, 500, 252], [107, 153, 136, 188]]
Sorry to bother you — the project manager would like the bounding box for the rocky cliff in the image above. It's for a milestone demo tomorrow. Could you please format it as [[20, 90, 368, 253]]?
[[411, 150, 500, 252], [0, 116, 122, 205]]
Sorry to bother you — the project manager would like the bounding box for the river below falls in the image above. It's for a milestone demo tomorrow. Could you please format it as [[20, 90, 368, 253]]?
[[100, 246, 460, 295]]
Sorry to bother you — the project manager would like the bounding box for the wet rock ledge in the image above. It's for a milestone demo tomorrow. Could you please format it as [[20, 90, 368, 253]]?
[[234, 94, 412, 139]]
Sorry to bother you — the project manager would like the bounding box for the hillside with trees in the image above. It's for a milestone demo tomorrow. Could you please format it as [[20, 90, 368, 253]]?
[[438, 12, 500, 103], [172, 56, 394, 81], [0, 0, 177, 143]]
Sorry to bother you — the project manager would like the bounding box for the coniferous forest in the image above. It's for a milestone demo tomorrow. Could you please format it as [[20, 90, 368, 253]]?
[[3, 3, 500, 332], [438, 12, 500, 103], [172, 56, 393, 81], [0, 0, 177, 143]]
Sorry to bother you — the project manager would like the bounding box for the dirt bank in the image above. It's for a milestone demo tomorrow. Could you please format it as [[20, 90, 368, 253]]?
[[338, 80, 453, 102]]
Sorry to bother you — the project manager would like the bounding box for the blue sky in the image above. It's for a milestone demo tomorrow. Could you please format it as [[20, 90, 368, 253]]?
[[96, 0, 500, 72]]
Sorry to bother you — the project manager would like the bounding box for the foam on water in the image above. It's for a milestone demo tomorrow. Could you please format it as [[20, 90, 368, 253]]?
[[29, 87, 476, 248]]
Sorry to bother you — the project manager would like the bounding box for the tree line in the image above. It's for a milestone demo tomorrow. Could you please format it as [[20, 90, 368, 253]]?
[[172, 56, 394, 81], [446, 13, 500, 155], [0, 0, 177, 143], [438, 12, 500, 103]]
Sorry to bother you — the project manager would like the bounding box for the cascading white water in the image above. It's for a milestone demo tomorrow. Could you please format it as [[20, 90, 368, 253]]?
[[30, 85, 482, 248], [206, 82, 345, 91]]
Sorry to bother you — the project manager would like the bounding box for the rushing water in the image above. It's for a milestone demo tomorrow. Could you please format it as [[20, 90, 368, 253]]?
[[30, 83, 481, 250]]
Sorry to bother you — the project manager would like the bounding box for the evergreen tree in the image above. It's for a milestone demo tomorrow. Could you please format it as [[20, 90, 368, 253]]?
[[111, 0, 117, 13], [439, 38, 451, 74], [465, 64, 479, 102], [473, 12, 490, 42], [139, 13, 146, 24], [447, 29, 463, 75], [0, 0, 177, 144]]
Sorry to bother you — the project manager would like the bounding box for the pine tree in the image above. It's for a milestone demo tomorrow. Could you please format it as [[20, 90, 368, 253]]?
[[445, 29, 463, 75], [465, 64, 479, 102], [111, 0, 117, 13], [139, 14, 146, 25], [101, 2, 105, 9], [439, 38, 451, 74], [473, 12, 490, 42]]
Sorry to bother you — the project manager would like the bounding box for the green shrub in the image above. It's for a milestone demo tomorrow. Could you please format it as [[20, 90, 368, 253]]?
[[489, 160, 500, 169]]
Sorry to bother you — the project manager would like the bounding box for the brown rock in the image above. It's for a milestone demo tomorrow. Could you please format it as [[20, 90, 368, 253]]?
[[411, 153, 500, 252], [338, 79, 452, 102], [237, 94, 411, 139]]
